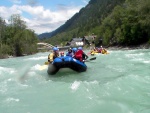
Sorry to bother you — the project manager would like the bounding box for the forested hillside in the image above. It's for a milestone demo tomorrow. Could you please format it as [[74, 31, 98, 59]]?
[[40, 0, 150, 47], [0, 14, 38, 58]]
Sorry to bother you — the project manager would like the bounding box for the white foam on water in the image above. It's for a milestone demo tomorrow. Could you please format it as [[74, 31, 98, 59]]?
[[143, 60, 150, 64], [28, 71, 36, 77], [0, 66, 16, 76], [0, 88, 7, 94], [125, 52, 148, 63], [30, 64, 41, 71], [131, 58, 144, 62], [125, 53, 144, 58], [5, 97, 20, 103], [106, 65, 126, 73], [19, 83, 29, 88], [70, 81, 81, 91], [84, 80, 99, 85], [0, 81, 7, 94], [83, 80, 100, 100], [25, 56, 47, 61], [130, 57, 150, 64]]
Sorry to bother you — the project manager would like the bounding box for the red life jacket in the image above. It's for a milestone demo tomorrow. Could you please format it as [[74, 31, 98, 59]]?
[[74, 50, 83, 62], [99, 48, 102, 53]]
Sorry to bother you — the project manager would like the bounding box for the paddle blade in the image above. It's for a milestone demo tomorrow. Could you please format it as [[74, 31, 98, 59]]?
[[39, 65, 48, 71], [85, 57, 96, 62], [89, 57, 96, 60], [45, 62, 49, 65]]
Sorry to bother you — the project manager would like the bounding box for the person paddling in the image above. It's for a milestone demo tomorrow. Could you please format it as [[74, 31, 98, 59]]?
[[82, 48, 89, 61], [60, 51, 65, 57], [72, 47, 77, 57], [48, 47, 59, 63], [66, 48, 73, 57], [74, 47, 88, 62]]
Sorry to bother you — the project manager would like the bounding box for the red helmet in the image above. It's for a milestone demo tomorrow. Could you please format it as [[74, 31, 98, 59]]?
[[60, 51, 64, 55]]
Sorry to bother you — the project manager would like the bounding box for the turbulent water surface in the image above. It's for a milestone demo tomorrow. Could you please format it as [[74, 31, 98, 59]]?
[[0, 49, 150, 113]]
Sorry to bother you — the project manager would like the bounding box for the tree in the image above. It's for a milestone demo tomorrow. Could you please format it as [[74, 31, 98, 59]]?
[[0, 14, 38, 58], [0, 17, 6, 47]]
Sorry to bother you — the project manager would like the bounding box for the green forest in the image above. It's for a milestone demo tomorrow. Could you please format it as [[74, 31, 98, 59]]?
[[0, 14, 38, 58], [42, 0, 150, 47]]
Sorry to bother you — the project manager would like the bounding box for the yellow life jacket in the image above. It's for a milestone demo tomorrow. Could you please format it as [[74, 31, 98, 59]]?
[[48, 53, 59, 63], [102, 49, 107, 54]]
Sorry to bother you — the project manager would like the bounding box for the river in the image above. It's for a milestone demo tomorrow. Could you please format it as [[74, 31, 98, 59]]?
[[0, 49, 150, 113]]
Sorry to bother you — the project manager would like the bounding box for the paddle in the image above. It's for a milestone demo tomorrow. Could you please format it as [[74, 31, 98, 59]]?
[[39, 61, 53, 70], [85, 57, 96, 62], [45, 61, 49, 65], [39, 61, 50, 70], [39, 65, 48, 71], [89, 57, 96, 60]]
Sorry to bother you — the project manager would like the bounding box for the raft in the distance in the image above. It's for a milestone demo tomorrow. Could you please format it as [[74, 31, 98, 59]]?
[[47, 56, 87, 75]]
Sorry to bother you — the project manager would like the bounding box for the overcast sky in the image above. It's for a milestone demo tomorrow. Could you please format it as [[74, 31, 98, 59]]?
[[0, 0, 90, 34]]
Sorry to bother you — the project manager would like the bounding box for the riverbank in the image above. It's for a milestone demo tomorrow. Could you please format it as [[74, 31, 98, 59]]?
[[107, 43, 150, 50], [1, 43, 150, 59], [0, 53, 33, 59]]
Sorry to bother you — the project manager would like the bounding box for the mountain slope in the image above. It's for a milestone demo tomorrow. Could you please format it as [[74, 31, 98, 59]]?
[[39, 0, 150, 47], [38, 0, 125, 39]]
